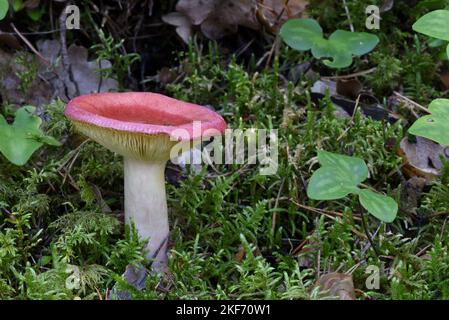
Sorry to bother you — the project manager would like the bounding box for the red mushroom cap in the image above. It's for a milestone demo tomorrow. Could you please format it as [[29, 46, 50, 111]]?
[[65, 92, 226, 140], [65, 92, 227, 161]]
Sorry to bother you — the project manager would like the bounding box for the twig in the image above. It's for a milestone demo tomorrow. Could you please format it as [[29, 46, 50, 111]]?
[[291, 199, 362, 221], [321, 67, 377, 80], [393, 91, 430, 114], [10, 23, 50, 67], [271, 178, 285, 235], [342, 0, 355, 32]]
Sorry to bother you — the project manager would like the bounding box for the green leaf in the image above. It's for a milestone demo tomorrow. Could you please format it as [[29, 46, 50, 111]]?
[[307, 150, 398, 223], [413, 10, 449, 41], [359, 189, 398, 223], [280, 18, 323, 51], [307, 167, 360, 200], [280, 18, 379, 69], [317, 150, 368, 185], [26, 8, 42, 22], [12, 0, 23, 12], [0, 106, 61, 166], [447, 43, 449, 59], [0, 0, 8, 20], [408, 99, 449, 146], [428, 38, 446, 48], [329, 30, 379, 56]]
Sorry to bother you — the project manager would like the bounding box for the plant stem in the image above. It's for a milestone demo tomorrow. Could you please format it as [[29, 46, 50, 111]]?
[[358, 202, 381, 257]]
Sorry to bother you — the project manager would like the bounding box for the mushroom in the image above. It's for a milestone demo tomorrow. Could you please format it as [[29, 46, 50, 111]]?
[[65, 92, 226, 271]]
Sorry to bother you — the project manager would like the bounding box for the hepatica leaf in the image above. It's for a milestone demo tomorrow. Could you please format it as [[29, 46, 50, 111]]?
[[279, 18, 323, 51], [359, 189, 397, 223], [307, 167, 359, 200], [280, 18, 379, 69], [317, 150, 368, 185], [0, 106, 61, 166], [0, 0, 8, 20], [413, 10, 449, 41], [409, 99, 449, 146], [307, 151, 397, 223]]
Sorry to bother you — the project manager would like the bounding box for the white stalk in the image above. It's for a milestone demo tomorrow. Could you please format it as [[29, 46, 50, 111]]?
[[124, 157, 169, 272]]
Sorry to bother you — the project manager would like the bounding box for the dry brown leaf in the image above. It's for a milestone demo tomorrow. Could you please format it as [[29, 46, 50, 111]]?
[[313, 272, 356, 300], [201, 0, 259, 39], [36, 40, 118, 100], [398, 137, 449, 182], [0, 31, 21, 49], [162, 12, 192, 44], [164, 0, 308, 42], [336, 78, 363, 99], [257, 0, 309, 32]]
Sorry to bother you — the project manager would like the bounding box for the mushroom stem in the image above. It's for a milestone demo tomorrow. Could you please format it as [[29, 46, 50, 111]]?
[[124, 157, 169, 272]]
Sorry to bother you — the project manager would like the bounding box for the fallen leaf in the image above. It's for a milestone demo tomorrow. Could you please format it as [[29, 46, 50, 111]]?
[[257, 0, 309, 32], [37, 40, 118, 100], [313, 272, 356, 300], [0, 31, 21, 49], [336, 78, 363, 99], [394, 176, 427, 215], [162, 12, 192, 44], [163, 0, 308, 42], [398, 136, 449, 181]]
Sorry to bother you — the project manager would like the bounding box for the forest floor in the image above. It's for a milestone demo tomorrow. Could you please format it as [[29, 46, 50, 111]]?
[[1, 0, 449, 300]]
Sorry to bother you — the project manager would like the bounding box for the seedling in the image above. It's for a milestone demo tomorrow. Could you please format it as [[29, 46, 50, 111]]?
[[409, 99, 449, 146], [280, 18, 379, 69], [413, 9, 449, 59], [0, 106, 61, 166], [307, 151, 398, 223]]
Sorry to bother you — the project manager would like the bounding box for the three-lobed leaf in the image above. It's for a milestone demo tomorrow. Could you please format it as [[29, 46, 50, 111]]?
[[408, 98, 449, 146], [280, 18, 379, 69], [307, 151, 397, 223], [0, 106, 61, 166], [306, 167, 359, 200], [317, 151, 368, 185]]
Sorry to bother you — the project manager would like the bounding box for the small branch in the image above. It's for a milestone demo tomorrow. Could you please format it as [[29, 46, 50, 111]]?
[[10, 23, 50, 67], [342, 0, 355, 32], [321, 67, 377, 80], [393, 91, 430, 114]]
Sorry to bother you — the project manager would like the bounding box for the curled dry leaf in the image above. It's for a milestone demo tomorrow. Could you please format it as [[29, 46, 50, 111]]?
[[37, 40, 118, 100], [257, 0, 309, 32], [313, 272, 356, 300], [162, 12, 192, 44], [0, 31, 21, 49], [163, 0, 309, 42], [398, 136, 449, 182]]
